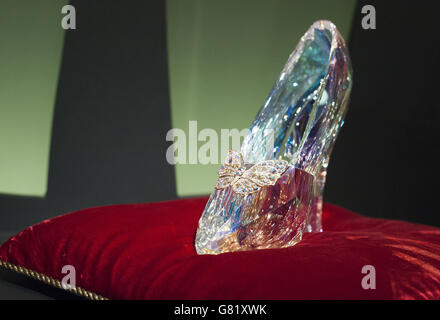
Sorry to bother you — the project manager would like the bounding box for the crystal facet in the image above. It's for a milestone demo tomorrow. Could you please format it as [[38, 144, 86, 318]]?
[[196, 21, 352, 254]]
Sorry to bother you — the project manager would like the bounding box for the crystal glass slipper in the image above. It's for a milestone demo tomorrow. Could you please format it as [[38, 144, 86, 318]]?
[[195, 20, 353, 255]]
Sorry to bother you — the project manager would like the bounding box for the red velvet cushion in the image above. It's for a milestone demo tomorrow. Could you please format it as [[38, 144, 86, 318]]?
[[1, 197, 440, 299]]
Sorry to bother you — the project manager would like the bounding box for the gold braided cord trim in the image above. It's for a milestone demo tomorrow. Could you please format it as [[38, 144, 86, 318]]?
[[0, 259, 109, 300]]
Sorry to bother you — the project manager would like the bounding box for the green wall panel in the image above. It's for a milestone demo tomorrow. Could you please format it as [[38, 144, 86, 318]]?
[[0, 1, 355, 198], [0, 0, 67, 196], [166, 0, 356, 196]]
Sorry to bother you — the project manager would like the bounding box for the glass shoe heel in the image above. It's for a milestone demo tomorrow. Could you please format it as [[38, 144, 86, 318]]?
[[195, 20, 353, 254]]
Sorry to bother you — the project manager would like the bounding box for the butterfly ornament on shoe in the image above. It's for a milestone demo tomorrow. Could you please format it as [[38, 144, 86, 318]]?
[[215, 150, 289, 196]]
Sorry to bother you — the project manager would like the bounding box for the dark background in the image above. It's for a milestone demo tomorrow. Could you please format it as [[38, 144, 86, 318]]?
[[0, 0, 439, 232], [326, 0, 440, 227]]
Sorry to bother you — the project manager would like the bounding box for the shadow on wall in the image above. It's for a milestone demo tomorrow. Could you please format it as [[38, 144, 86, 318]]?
[[326, 0, 440, 227], [0, 0, 176, 231]]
